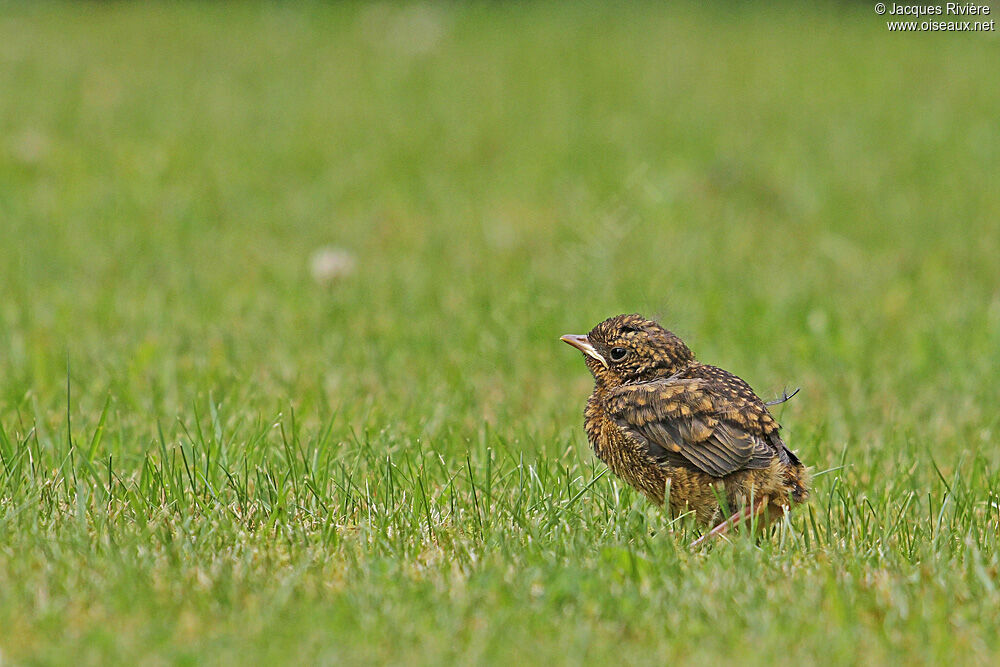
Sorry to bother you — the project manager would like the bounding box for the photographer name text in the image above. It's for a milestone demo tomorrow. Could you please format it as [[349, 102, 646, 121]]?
[[883, 3, 990, 15]]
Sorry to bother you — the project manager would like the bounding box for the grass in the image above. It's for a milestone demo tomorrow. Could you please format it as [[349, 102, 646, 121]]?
[[1, 1, 999, 663]]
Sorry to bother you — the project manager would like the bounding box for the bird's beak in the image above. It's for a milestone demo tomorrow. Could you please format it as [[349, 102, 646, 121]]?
[[560, 334, 608, 368]]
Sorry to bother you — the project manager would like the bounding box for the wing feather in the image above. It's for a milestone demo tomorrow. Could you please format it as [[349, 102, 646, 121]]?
[[609, 378, 776, 478]]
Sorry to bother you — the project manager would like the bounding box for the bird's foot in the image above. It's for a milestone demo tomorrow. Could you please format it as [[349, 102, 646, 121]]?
[[690, 496, 771, 548]]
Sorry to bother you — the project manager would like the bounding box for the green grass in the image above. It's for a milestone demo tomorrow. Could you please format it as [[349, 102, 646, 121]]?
[[1, 1, 999, 663]]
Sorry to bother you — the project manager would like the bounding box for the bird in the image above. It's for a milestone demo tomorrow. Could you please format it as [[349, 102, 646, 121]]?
[[561, 313, 809, 545]]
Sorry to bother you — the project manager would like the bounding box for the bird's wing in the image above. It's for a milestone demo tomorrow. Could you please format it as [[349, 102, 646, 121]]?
[[606, 378, 776, 478]]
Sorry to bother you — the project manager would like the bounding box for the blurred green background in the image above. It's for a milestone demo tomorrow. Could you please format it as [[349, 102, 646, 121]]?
[[1, 2, 998, 664]]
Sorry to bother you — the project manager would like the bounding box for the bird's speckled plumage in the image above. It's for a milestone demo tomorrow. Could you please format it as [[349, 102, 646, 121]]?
[[563, 313, 809, 529]]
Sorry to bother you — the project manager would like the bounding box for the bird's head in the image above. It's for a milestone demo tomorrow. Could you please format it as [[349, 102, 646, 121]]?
[[561, 313, 695, 386]]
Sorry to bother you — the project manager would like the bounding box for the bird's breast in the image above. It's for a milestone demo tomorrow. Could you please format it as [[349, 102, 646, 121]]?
[[584, 390, 666, 504]]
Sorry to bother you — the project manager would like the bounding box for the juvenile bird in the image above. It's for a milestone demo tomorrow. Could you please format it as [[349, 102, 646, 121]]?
[[561, 313, 809, 545]]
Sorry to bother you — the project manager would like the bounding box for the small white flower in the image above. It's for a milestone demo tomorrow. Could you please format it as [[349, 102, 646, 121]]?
[[310, 247, 356, 285], [10, 128, 51, 165]]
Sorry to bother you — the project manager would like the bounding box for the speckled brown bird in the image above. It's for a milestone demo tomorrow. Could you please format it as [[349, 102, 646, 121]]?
[[562, 313, 809, 545]]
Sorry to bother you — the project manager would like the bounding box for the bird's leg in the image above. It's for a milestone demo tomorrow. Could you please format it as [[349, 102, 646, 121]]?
[[690, 495, 771, 548]]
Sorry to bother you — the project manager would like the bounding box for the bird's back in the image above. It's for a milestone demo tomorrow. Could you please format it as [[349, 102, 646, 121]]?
[[681, 362, 808, 500]]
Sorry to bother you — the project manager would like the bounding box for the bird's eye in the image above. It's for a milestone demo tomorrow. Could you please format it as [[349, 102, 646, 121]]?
[[609, 347, 628, 362]]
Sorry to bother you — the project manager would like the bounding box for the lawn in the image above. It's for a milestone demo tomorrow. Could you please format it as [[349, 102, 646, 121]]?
[[1, 1, 998, 664]]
